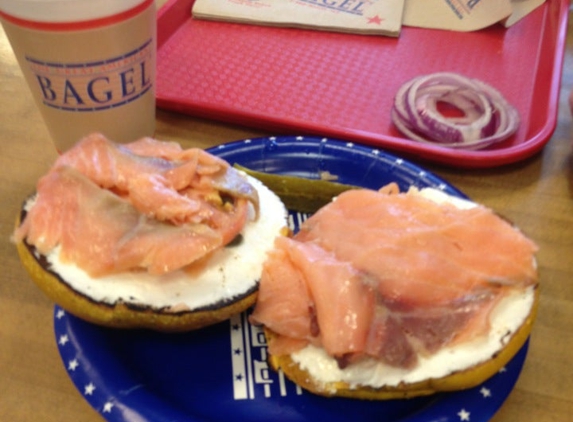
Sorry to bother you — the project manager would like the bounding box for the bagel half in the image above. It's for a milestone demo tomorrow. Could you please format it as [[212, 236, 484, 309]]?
[[252, 186, 539, 399], [13, 135, 288, 332], [15, 174, 288, 332]]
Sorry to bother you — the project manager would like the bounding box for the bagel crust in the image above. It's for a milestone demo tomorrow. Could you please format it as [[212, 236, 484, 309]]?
[[16, 217, 260, 332]]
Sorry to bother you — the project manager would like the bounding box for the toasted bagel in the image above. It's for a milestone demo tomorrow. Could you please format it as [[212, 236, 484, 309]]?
[[15, 174, 288, 332], [252, 186, 539, 399], [14, 135, 288, 331]]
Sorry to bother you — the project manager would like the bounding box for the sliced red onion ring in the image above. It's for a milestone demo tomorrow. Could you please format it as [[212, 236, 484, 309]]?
[[391, 72, 520, 150]]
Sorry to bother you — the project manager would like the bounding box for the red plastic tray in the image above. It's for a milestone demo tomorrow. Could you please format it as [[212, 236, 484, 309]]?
[[156, 0, 569, 168]]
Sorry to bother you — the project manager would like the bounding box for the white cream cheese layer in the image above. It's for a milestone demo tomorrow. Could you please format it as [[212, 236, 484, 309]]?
[[291, 286, 534, 389], [44, 176, 288, 312], [290, 187, 536, 389]]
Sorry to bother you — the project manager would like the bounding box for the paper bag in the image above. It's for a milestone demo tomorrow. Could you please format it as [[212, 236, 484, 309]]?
[[192, 0, 547, 35], [192, 0, 406, 37]]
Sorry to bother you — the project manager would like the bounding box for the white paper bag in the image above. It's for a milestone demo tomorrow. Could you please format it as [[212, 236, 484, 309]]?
[[191, 0, 547, 36], [192, 0, 406, 37]]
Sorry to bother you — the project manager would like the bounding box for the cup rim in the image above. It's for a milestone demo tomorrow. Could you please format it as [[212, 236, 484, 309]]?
[[0, 0, 151, 27]]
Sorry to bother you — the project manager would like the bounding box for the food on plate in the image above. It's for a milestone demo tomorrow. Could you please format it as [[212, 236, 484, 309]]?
[[13, 133, 288, 331], [391, 72, 520, 150], [250, 185, 538, 399]]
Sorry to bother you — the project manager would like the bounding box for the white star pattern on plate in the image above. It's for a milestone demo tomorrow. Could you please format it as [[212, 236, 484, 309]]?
[[58, 334, 69, 346], [103, 402, 114, 413], [68, 359, 79, 371], [56, 309, 66, 319], [84, 383, 96, 395], [457, 408, 471, 421], [480, 387, 492, 398]]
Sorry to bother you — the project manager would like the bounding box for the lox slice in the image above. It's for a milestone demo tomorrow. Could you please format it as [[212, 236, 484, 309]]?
[[297, 189, 537, 307], [250, 188, 538, 369], [14, 133, 260, 277]]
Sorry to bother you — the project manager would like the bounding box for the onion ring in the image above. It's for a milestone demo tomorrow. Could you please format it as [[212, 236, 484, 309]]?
[[391, 72, 520, 150]]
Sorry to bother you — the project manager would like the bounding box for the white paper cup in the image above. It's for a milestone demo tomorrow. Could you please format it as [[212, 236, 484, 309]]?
[[0, 0, 156, 152]]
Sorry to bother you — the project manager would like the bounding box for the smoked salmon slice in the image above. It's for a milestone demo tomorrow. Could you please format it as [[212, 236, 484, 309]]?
[[297, 189, 537, 306], [250, 187, 538, 369], [14, 133, 261, 276], [251, 236, 376, 358], [17, 166, 224, 276]]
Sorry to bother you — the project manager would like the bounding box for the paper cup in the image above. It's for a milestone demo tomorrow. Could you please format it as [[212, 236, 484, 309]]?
[[0, 0, 156, 152]]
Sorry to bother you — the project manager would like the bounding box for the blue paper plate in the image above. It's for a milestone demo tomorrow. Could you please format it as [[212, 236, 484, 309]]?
[[54, 136, 528, 421]]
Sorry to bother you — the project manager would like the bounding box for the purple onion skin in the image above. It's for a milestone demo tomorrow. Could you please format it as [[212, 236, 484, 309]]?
[[391, 72, 520, 151]]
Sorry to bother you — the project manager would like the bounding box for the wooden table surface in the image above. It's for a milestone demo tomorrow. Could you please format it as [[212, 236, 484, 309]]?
[[1, 3, 572, 421]]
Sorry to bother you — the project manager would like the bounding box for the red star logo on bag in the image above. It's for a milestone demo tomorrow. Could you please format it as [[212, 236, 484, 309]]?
[[367, 15, 384, 25]]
